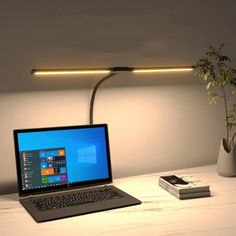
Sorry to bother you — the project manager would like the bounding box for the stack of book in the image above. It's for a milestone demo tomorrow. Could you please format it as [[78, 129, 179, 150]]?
[[158, 174, 210, 199]]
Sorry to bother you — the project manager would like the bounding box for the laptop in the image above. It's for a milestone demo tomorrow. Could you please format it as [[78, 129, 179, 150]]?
[[13, 124, 141, 223]]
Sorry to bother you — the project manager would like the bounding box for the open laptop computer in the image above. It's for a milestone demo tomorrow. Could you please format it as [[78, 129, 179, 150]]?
[[13, 124, 141, 223]]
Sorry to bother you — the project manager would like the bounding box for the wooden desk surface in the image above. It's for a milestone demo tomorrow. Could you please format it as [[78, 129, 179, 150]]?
[[1, 165, 236, 236]]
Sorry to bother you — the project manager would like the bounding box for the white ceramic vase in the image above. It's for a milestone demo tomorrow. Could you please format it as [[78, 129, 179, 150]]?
[[216, 139, 236, 177]]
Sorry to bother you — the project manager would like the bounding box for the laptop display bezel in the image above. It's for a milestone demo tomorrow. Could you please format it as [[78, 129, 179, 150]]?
[[13, 124, 113, 197]]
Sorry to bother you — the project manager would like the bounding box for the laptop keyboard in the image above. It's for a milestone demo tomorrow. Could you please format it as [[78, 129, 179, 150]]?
[[31, 187, 124, 211]]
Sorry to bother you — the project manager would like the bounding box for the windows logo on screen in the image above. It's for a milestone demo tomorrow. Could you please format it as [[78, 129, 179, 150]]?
[[78, 145, 97, 164]]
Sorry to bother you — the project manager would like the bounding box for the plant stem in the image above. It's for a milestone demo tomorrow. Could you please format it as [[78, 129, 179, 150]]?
[[222, 86, 230, 149], [230, 131, 236, 148]]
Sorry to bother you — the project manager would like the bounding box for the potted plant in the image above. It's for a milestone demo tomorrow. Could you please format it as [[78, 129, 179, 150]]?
[[194, 44, 236, 176]]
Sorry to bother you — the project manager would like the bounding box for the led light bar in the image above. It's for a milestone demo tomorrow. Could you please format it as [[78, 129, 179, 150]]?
[[31, 69, 111, 75], [132, 67, 193, 73], [31, 66, 193, 76]]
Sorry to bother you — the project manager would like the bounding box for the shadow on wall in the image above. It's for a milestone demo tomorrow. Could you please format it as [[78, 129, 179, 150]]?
[[0, 182, 18, 195]]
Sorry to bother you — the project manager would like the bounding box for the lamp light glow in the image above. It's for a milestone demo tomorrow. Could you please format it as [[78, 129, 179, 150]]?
[[31, 65, 193, 125]]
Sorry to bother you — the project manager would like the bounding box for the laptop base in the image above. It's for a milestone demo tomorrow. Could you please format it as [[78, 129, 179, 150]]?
[[20, 185, 141, 223]]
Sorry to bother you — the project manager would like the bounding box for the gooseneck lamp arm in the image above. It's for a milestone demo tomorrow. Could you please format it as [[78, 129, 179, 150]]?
[[89, 72, 117, 125]]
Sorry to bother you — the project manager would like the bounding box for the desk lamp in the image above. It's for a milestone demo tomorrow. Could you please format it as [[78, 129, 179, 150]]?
[[31, 66, 193, 124]]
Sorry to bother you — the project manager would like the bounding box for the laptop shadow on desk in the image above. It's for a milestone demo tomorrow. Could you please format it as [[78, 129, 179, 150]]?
[[0, 182, 18, 201], [2, 193, 19, 201]]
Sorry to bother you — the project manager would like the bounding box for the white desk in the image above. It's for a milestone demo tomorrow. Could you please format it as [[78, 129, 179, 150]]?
[[1, 165, 236, 236]]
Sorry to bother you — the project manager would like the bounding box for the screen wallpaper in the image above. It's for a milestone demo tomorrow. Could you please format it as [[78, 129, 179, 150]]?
[[17, 127, 109, 191]]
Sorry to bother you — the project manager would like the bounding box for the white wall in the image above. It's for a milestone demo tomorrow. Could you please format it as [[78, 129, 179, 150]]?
[[0, 0, 235, 193]]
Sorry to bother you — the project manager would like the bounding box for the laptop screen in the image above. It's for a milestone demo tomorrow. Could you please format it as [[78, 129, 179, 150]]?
[[14, 124, 112, 196]]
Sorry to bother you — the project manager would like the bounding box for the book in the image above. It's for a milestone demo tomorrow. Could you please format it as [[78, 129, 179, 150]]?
[[159, 179, 211, 199], [158, 174, 210, 199]]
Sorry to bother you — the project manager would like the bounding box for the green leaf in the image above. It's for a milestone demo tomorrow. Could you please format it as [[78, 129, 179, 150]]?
[[206, 82, 211, 90], [203, 74, 208, 81]]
